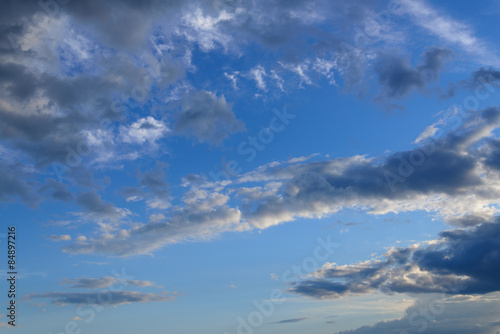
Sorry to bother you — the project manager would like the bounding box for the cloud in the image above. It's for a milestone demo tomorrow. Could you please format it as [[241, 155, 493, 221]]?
[[469, 67, 500, 87], [63, 204, 245, 257], [272, 316, 311, 324], [60, 276, 159, 289], [120, 186, 145, 202], [335, 294, 500, 334], [39, 179, 74, 201], [120, 117, 169, 145], [63, 107, 500, 256], [3, 0, 499, 261], [399, 0, 499, 65], [0, 0, 490, 211], [291, 217, 500, 299], [375, 47, 454, 100], [28, 290, 177, 306], [0, 160, 41, 207], [48, 235, 71, 242], [138, 162, 169, 198], [119, 162, 170, 209], [73, 191, 132, 227], [173, 90, 245, 145], [76, 191, 124, 219]]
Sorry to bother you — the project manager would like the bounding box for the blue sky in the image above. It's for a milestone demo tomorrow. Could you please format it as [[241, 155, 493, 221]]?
[[2, 0, 500, 333]]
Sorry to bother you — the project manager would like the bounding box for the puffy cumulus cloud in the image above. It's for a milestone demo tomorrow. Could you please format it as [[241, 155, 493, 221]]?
[[27, 290, 177, 306], [335, 293, 500, 334], [173, 90, 244, 144], [60, 276, 159, 289], [290, 218, 500, 299], [120, 117, 169, 145]]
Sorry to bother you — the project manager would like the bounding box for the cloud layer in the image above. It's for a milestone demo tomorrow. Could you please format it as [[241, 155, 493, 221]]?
[[57, 106, 500, 256], [291, 217, 500, 299]]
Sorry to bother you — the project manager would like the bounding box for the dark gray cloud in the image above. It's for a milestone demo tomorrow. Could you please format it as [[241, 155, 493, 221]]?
[[76, 191, 123, 219], [137, 162, 169, 198], [39, 179, 74, 202], [174, 90, 245, 145], [470, 67, 500, 86], [120, 186, 145, 201], [271, 316, 311, 324], [375, 48, 454, 98], [375, 47, 454, 99], [291, 217, 500, 299], [28, 290, 176, 306], [0, 160, 41, 207]]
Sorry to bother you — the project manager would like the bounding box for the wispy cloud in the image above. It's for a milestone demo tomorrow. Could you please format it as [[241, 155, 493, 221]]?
[[401, 0, 500, 65]]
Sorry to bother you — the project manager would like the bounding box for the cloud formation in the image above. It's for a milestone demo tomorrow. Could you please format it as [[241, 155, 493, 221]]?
[[60, 276, 159, 289], [375, 47, 454, 100], [61, 107, 500, 256], [28, 290, 176, 306], [291, 217, 500, 299], [335, 294, 500, 334], [174, 90, 245, 145]]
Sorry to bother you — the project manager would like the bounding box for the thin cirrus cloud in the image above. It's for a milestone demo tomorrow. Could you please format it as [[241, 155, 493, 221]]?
[[399, 0, 500, 66]]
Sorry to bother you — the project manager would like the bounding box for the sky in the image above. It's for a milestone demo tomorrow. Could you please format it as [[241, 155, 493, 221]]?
[[1, 0, 500, 333]]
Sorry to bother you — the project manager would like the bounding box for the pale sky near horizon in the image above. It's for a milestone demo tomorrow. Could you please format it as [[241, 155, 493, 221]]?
[[2, 0, 500, 333]]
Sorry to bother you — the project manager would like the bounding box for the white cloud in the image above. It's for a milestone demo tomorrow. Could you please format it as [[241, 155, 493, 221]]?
[[120, 117, 169, 145]]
